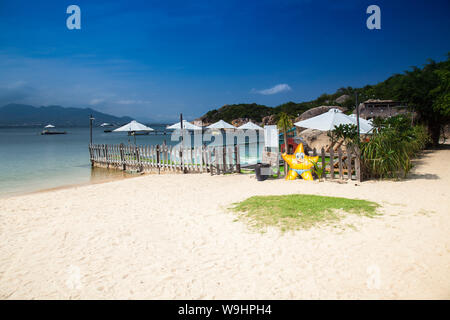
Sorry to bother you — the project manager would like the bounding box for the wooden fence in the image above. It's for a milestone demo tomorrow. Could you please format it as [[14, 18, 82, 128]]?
[[308, 146, 361, 182], [89, 143, 240, 175], [89, 143, 361, 181]]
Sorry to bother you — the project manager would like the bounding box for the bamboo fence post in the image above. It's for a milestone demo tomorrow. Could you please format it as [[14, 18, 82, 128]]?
[[201, 145, 206, 172], [346, 147, 352, 180], [134, 145, 139, 171], [321, 147, 325, 179], [235, 144, 241, 173], [105, 144, 109, 168], [222, 146, 226, 174], [227, 146, 233, 173], [89, 144, 93, 167], [156, 145, 160, 174], [208, 148, 213, 175], [355, 147, 361, 182], [329, 148, 334, 179], [215, 147, 220, 175], [120, 143, 125, 171]]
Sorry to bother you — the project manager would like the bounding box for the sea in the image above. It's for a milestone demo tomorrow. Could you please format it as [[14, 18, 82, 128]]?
[[0, 125, 263, 198]]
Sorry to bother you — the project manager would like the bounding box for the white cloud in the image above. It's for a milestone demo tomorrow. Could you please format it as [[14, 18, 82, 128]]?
[[252, 83, 292, 95], [89, 98, 105, 105], [116, 100, 151, 105]]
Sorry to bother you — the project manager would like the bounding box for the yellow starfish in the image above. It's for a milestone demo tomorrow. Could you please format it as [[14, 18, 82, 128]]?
[[281, 143, 319, 181]]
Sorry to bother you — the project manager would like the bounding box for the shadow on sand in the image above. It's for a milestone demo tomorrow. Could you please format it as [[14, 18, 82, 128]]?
[[404, 148, 442, 180], [405, 173, 439, 180]]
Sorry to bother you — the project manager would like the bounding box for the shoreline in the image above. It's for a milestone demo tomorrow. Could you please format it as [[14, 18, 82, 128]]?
[[0, 168, 146, 200], [27, 172, 144, 198]]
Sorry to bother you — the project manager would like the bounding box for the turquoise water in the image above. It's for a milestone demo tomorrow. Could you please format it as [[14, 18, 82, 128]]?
[[0, 126, 172, 197], [0, 126, 262, 197]]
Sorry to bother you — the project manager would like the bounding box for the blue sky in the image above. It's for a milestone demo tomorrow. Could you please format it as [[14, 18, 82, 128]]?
[[0, 0, 449, 122]]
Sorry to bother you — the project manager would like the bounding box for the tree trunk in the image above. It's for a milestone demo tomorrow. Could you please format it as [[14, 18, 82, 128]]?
[[429, 122, 441, 146]]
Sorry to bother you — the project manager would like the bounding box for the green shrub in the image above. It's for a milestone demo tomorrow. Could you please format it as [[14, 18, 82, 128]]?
[[309, 159, 325, 180], [327, 123, 359, 148], [360, 115, 429, 179]]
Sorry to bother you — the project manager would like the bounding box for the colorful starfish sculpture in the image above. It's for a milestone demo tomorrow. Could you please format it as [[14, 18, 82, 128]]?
[[281, 143, 319, 181]]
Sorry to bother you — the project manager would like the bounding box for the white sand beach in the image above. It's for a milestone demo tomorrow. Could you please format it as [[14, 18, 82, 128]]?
[[0, 148, 449, 299]]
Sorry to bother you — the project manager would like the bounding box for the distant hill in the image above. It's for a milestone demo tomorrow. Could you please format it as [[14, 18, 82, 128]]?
[[200, 103, 273, 124], [0, 104, 133, 127], [198, 56, 450, 125], [197, 94, 355, 125]]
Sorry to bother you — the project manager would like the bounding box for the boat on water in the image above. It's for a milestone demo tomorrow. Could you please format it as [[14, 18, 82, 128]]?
[[41, 124, 67, 135], [100, 122, 115, 133], [41, 130, 67, 135], [128, 131, 150, 136]]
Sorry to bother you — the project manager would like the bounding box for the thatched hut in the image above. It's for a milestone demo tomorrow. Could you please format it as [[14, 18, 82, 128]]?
[[355, 99, 409, 119]]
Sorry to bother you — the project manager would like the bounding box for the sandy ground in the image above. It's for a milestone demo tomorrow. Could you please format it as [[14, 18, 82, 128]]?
[[0, 149, 449, 299]]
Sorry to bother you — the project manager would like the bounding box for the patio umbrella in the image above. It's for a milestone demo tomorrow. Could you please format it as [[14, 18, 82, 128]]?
[[206, 120, 235, 147], [113, 120, 154, 144], [237, 121, 263, 130], [114, 120, 153, 133], [294, 108, 366, 132], [348, 114, 373, 134], [206, 120, 235, 129], [166, 120, 202, 130]]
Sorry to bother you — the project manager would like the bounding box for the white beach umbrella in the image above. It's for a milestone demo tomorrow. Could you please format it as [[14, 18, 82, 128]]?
[[206, 120, 235, 129], [348, 114, 373, 134], [113, 120, 154, 133], [166, 120, 201, 130], [113, 120, 154, 144], [44, 124, 55, 128], [294, 108, 362, 132], [206, 120, 235, 147], [237, 121, 264, 130]]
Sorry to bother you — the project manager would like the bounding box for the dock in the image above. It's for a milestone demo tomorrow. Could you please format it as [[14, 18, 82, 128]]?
[[89, 143, 241, 175]]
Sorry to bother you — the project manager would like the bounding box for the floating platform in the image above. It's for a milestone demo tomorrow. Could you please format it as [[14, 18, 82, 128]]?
[[41, 130, 67, 135]]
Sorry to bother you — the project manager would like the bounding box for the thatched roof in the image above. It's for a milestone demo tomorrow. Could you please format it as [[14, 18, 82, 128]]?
[[355, 102, 411, 119], [363, 99, 399, 104]]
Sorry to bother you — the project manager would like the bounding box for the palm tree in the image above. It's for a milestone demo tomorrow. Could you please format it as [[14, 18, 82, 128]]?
[[277, 112, 293, 176]]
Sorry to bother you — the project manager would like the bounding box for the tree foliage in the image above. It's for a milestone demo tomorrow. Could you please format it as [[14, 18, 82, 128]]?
[[199, 54, 449, 144], [202, 103, 273, 123], [277, 112, 293, 175], [360, 115, 430, 179], [277, 112, 293, 134], [327, 124, 359, 148]]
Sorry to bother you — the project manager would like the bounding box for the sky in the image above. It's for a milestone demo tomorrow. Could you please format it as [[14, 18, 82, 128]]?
[[0, 0, 449, 122]]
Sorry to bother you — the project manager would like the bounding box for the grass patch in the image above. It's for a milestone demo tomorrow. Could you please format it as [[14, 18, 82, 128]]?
[[230, 194, 379, 231]]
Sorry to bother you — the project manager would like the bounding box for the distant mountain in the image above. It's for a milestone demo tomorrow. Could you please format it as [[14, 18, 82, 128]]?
[[0, 104, 133, 127]]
